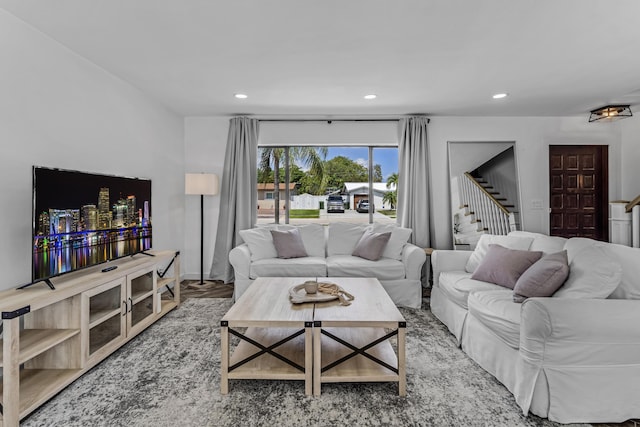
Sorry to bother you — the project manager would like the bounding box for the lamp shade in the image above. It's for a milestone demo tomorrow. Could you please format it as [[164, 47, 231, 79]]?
[[185, 173, 219, 196]]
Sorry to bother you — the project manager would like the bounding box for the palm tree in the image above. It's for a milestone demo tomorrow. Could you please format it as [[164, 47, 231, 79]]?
[[384, 173, 398, 210], [386, 173, 398, 190], [259, 147, 327, 223], [383, 189, 397, 210]]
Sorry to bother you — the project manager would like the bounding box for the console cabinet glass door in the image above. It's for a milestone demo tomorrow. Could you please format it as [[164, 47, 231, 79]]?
[[84, 277, 127, 364], [126, 267, 157, 335]]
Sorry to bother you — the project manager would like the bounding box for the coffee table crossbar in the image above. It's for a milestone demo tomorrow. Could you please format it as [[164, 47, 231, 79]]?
[[224, 322, 310, 373], [318, 322, 405, 375]]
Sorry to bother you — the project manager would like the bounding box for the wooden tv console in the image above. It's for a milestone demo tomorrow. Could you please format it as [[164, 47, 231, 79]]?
[[0, 250, 180, 426]]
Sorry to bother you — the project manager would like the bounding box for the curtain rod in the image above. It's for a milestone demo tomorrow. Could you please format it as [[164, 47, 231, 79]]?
[[257, 118, 430, 123], [258, 118, 402, 122]]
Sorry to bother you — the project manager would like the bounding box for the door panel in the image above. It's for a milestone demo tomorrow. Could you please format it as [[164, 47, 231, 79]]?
[[549, 145, 608, 240]]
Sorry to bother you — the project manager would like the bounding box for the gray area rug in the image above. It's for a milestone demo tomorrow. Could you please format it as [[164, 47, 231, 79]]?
[[23, 298, 580, 427]]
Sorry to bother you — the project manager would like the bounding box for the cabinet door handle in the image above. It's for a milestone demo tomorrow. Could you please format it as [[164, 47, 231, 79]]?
[[128, 297, 133, 313], [122, 300, 127, 316]]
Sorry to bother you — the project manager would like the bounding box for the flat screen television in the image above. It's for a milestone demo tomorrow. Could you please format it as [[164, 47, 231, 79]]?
[[32, 166, 152, 284]]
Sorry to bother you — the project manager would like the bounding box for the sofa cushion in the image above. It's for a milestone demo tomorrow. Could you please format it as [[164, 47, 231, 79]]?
[[327, 223, 369, 256], [564, 237, 640, 300], [605, 243, 640, 299], [553, 245, 622, 299], [465, 234, 534, 273], [298, 224, 326, 258], [326, 255, 404, 280], [370, 224, 413, 260], [239, 228, 278, 261], [468, 289, 522, 349], [250, 257, 327, 279], [352, 230, 391, 261], [438, 271, 505, 310], [471, 244, 542, 289], [508, 231, 568, 254], [513, 250, 569, 302]]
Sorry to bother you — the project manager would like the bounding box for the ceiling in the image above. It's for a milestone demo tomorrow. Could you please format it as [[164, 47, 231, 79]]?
[[2, 0, 640, 117]]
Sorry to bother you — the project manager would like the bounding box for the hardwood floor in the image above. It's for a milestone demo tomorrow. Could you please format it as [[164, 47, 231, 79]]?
[[180, 279, 233, 301]]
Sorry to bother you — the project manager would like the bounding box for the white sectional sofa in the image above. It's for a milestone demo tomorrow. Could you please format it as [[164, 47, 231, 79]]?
[[430, 231, 640, 423], [229, 222, 426, 308]]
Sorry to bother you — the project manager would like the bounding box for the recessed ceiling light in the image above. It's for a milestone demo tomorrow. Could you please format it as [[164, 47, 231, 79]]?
[[364, 94, 377, 100], [492, 93, 508, 99], [234, 93, 248, 99]]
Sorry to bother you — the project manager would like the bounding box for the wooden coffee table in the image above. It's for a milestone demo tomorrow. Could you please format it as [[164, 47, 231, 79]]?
[[312, 277, 406, 396], [220, 277, 406, 397], [220, 277, 314, 395]]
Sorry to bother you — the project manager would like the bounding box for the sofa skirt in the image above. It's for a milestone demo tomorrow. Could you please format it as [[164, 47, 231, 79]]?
[[430, 285, 468, 346]]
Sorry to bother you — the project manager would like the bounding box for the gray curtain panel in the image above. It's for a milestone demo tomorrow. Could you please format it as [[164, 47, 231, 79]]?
[[398, 116, 431, 248], [210, 117, 259, 283]]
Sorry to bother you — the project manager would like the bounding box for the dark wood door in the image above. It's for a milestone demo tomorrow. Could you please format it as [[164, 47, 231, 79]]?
[[549, 145, 608, 241]]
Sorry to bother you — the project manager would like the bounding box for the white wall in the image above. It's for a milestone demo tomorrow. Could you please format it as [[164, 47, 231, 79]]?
[[620, 114, 640, 199], [183, 117, 229, 280], [0, 10, 184, 291], [429, 117, 623, 249]]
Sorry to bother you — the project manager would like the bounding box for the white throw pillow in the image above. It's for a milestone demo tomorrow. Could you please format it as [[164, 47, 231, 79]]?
[[465, 234, 534, 273], [371, 224, 412, 260], [239, 228, 278, 261], [295, 224, 326, 258], [327, 223, 369, 256], [553, 245, 622, 299]]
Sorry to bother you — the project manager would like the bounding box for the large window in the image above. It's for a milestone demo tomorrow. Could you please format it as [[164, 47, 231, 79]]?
[[257, 146, 398, 225]]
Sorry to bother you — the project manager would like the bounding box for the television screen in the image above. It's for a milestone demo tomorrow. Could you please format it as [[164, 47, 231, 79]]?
[[32, 166, 152, 282]]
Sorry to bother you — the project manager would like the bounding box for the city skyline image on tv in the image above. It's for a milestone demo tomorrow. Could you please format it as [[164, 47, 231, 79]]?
[[32, 166, 152, 282]]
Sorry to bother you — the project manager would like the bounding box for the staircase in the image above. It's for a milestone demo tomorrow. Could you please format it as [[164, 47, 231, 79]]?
[[453, 172, 519, 249]]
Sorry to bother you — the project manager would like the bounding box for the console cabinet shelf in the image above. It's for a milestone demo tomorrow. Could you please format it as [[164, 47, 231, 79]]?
[[0, 250, 180, 427]]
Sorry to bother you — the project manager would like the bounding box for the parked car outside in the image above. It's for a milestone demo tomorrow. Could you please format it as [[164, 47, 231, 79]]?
[[356, 199, 374, 213], [327, 195, 345, 213]]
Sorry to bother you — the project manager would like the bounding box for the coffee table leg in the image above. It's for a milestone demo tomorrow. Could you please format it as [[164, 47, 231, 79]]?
[[398, 324, 406, 396], [305, 322, 313, 396], [313, 322, 321, 396], [221, 323, 229, 394]]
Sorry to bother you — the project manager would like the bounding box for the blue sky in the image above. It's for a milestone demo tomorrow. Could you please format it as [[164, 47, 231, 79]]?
[[326, 147, 398, 181]]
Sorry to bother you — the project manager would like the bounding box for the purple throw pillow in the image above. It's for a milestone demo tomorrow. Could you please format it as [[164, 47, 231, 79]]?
[[513, 250, 569, 303], [270, 228, 308, 259], [470, 244, 542, 289], [352, 230, 392, 261]]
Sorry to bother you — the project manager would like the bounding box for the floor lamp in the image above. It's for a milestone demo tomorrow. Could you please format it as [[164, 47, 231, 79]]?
[[185, 173, 219, 285]]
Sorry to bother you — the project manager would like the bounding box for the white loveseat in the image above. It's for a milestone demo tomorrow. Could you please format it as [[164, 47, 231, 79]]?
[[229, 222, 426, 308], [430, 231, 640, 423]]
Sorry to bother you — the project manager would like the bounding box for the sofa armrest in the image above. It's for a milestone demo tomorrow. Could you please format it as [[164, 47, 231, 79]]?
[[229, 244, 252, 281], [401, 243, 427, 280], [520, 297, 640, 364], [431, 250, 472, 287]]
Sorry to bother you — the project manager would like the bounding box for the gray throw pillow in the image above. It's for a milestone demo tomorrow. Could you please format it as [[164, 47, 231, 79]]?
[[270, 228, 308, 259], [352, 230, 392, 261], [513, 250, 569, 303], [470, 244, 543, 289]]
